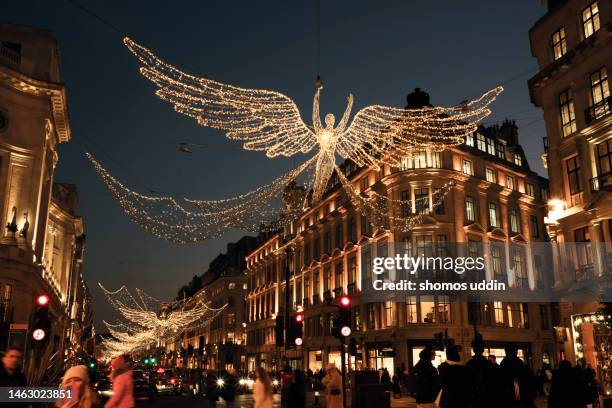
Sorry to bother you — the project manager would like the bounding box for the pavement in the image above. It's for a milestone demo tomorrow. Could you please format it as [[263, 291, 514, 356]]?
[[136, 392, 550, 407]]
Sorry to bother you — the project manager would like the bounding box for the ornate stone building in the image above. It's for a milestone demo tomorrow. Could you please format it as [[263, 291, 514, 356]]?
[[0, 23, 92, 378], [245, 90, 553, 375], [528, 0, 612, 395]]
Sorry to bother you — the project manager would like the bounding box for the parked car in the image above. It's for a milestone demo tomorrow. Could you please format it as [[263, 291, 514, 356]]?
[[152, 371, 178, 395]]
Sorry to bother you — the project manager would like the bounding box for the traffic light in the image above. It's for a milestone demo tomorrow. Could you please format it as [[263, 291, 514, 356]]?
[[88, 361, 96, 369], [31, 294, 51, 344], [275, 316, 284, 347], [286, 312, 304, 347], [332, 295, 352, 339]]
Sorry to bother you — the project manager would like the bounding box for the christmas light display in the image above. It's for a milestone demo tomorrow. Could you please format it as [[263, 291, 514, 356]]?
[[98, 284, 226, 358], [123, 37, 502, 202]]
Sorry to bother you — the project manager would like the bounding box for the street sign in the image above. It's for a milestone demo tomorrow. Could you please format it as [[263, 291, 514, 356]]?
[[9, 323, 27, 330]]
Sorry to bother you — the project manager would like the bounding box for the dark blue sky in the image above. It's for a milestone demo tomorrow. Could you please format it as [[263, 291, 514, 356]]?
[[3, 0, 548, 328]]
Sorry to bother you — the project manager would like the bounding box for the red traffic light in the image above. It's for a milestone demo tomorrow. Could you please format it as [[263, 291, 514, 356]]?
[[295, 313, 304, 323], [32, 328, 46, 341], [340, 295, 351, 307], [36, 294, 50, 307]]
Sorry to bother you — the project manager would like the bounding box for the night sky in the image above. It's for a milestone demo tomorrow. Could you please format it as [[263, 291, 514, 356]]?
[[3, 0, 547, 329]]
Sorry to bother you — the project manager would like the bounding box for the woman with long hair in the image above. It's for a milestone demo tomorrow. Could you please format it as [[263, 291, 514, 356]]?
[[56, 365, 99, 408], [253, 366, 273, 408]]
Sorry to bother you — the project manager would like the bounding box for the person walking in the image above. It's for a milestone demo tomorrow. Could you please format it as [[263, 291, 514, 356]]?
[[413, 346, 440, 407], [437, 345, 474, 408], [104, 356, 134, 408], [466, 334, 500, 407], [548, 360, 588, 408], [392, 367, 402, 398], [253, 366, 273, 408], [280, 366, 292, 408], [381, 367, 392, 390], [56, 365, 99, 408], [322, 364, 342, 408], [288, 370, 307, 408], [0, 347, 27, 408], [499, 344, 536, 408]]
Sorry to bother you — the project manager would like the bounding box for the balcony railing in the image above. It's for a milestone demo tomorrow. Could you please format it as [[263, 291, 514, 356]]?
[[585, 96, 612, 125], [0, 43, 20, 65], [590, 172, 612, 192], [575, 264, 595, 282]]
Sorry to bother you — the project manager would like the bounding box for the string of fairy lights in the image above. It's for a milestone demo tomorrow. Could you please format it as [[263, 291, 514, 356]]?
[[86, 37, 502, 242], [98, 284, 227, 359]]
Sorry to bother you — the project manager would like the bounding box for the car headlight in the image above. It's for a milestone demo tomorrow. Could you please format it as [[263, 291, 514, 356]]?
[[247, 379, 254, 386], [217, 379, 225, 387], [272, 379, 279, 386], [239, 379, 246, 385]]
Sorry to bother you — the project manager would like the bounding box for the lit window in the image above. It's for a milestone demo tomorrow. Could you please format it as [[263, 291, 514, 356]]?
[[514, 153, 522, 166], [405, 296, 417, 324], [526, 183, 535, 197], [566, 156, 582, 199], [465, 133, 474, 147], [589, 67, 610, 121], [487, 138, 495, 155], [559, 90, 577, 137], [465, 196, 477, 223], [552, 27, 567, 60], [530, 215, 539, 238], [414, 187, 430, 215], [476, 133, 486, 151], [489, 202, 500, 228], [486, 167, 496, 183], [506, 175, 515, 191], [510, 207, 520, 234], [463, 159, 474, 175], [496, 142, 506, 160], [582, 2, 600, 39]]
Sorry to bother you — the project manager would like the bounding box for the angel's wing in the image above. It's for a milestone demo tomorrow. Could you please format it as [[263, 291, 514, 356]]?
[[336, 87, 503, 166], [124, 37, 317, 158]]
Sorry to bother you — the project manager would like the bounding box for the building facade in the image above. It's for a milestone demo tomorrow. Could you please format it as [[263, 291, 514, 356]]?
[[167, 236, 260, 372], [528, 0, 612, 397], [245, 90, 553, 375], [0, 23, 91, 380]]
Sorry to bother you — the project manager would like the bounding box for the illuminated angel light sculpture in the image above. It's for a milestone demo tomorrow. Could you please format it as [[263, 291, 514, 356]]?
[[123, 37, 503, 202], [99, 284, 227, 357]]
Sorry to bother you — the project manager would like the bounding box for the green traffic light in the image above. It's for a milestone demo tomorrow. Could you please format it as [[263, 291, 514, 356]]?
[[144, 359, 149, 364], [89, 362, 95, 368], [151, 358, 156, 363]]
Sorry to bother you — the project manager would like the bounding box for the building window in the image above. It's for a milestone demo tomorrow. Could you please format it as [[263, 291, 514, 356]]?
[[566, 156, 582, 205], [415, 187, 430, 215], [400, 151, 442, 170], [494, 301, 505, 326], [401, 190, 411, 217], [530, 215, 539, 238], [489, 202, 500, 228], [487, 138, 495, 155], [347, 255, 357, 288], [465, 133, 474, 147], [559, 90, 577, 137], [495, 142, 506, 160], [510, 207, 520, 234], [491, 245, 505, 282], [476, 133, 486, 151], [367, 304, 376, 330], [434, 188, 445, 215], [437, 296, 451, 323], [335, 223, 343, 249], [486, 167, 496, 183], [597, 139, 612, 177], [1, 284, 11, 323], [526, 183, 535, 197], [384, 300, 394, 327], [463, 159, 474, 176], [582, 2, 600, 39], [552, 27, 567, 60], [361, 214, 371, 237], [512, 248, 528, 288], [348, 217, 356, 243], [335, 260, 343, 290], [506, 175, 515, 191], [405, 296, 417, 324], [324, 266, 331, 293], [514, 153, 522, 167], [590, 67, 610, 119], [539, 305, 550, 330], [324, 231, 331, 254], [465, 196, 477, 223]]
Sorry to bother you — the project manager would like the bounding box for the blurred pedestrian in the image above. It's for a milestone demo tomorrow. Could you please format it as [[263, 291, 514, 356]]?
[[204, 371, 219, 408], [548, 360, 587, 408], [392, 367, 402, 398], [413, 346, 440, 407], [56, 365, 99, 408], [104, 356, 134, 408], [381, 367, 392, 390], [288, 370, 306, 408], [438, 345, 473, 408], [0, 347, 26, 388], [253, 366, 273, 408], [322, 364, 342, 408], [466, 334, 500, 407], [489, 355, 498, 366], [221, 368, 238, 408], [499, 344, 536, 408], [280, 365, 292, 408]]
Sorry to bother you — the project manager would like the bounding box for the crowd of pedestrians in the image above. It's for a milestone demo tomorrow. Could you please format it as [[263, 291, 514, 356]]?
[[411, 334, 602, 408]]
